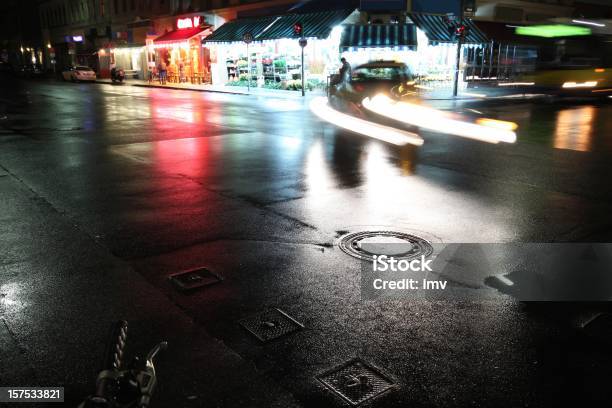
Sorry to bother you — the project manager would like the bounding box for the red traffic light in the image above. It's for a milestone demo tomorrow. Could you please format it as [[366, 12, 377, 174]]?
[[293, 22, 303, 37], [455, 25, 469, 38]]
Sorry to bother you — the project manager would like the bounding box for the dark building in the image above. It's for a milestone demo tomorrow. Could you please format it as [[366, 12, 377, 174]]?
[[0, 0, 44, 67]]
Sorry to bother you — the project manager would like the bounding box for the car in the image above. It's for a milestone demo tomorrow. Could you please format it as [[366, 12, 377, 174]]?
[[15, 64, 46, 78], [62, 66, 96, 82], [0, 61, 12, 73], [329, 60, 417, 117]]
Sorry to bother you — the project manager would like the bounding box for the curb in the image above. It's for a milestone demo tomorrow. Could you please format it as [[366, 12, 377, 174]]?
[[94, 80, 247, 95], [93, 80, 322, 99]]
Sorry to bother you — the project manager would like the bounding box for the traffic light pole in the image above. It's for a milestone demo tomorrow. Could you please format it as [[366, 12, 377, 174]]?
[[247, 42, 250, 93], [453, 0, 464, 97], [301, 43, 305, 97]]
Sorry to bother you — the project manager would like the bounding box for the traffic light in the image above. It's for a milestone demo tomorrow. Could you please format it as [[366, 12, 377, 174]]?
[[293, 22, 303, 37], [455, 24, 469, 38]]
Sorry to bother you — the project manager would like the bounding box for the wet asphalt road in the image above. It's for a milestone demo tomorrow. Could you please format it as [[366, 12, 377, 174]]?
[[2, 76, 612, 407]]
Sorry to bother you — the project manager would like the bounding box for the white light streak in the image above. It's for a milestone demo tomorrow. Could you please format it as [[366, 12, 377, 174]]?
[[562, 81, 598, 88], [498, 82, 535, 86], [572, 19, 606, 27], [362, 94, 517, 144], [309, 97, 424, 146]]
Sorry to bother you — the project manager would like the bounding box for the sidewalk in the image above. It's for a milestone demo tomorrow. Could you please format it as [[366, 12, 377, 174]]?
[[95, 78, 325, 99], [94, 78, 544, 106]]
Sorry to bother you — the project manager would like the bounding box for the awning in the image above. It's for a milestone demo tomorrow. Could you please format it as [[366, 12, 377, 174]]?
[[205, 9, 354, 43], [203, 16, 280, 42], [257, 9, 354, 40], [154, 26, 209, 43], [408, 13, 487, 44], [340, 24, 417, 49]]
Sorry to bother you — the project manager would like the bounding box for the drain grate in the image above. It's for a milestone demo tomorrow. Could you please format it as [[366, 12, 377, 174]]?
[[317, 358, 395, 406], [239, 308, 303, 342], [168, 267, 221, 292], [338, 230, 433, 261]]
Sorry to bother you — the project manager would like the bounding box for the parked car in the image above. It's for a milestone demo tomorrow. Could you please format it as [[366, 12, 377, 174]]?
[[62, 66, 96, 82], [0, 61, 12, 73], [15, 64, 46, 78]]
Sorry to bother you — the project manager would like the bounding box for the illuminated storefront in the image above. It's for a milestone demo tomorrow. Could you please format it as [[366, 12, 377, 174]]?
[[109, 46, 147, 79], [339, 23, 418, 70], [204, 10, 357, 91], [151, 16, 213, 84], [408, 13, 488, 87]]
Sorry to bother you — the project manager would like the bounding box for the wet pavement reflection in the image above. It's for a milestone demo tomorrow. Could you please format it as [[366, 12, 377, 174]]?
[[2, 78, 612, 407]]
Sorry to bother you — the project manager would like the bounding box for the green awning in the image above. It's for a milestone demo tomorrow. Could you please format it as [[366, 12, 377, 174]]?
[[255, 9, 354, 41], [203, 16, 280, 43], [340, 24, 417, 49], [408, 13, 488, 44]]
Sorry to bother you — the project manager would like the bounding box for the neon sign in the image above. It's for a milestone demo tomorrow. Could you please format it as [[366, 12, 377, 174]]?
[[177, 16, 201, 29]]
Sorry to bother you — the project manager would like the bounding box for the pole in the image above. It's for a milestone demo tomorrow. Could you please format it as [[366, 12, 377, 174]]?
[[453, 0, 464, 97], [247, 42, 250, 93], [301, 44, 305, 97]]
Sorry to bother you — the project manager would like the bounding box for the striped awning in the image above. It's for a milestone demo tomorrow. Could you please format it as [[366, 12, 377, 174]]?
[[257, 9, 354, 40], [408, 13, 488, 44], [340, 24, 417, 49], [205, 9, 354, 43], [203, 16, 279, 42]]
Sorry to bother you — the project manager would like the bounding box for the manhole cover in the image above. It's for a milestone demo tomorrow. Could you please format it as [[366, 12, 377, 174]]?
[[168, 267, 221, 292], [317, 358, 395, 406], [338, 231, 433, 261], [239, 308, 303, 342]]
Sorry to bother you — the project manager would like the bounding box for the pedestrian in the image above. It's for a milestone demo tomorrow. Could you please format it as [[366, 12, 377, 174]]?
[[158, 60, 167, 85], [147, 60, 156, 83], [179, 62, 185, 83], [339, 57, 351, 83]]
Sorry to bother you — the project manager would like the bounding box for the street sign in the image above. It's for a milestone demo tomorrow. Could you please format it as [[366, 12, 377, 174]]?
[[242, 32, 253, 44], [299, 38, 307, 48]]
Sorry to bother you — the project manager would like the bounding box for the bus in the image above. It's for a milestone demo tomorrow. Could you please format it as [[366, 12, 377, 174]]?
[[513, 23, 612, 96]]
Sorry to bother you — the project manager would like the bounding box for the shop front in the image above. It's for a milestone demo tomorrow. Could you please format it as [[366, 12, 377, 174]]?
[[96, 22, 152, 79], [204, 9, 357, 91], [110, 46, 147, 79], [151, 16, 213, 84], [339, 23, 418, 71], [408, 13, 488, 87]]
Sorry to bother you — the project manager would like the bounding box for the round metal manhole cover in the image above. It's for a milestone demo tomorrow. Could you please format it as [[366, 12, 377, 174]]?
[[338, 231, 433, 261]]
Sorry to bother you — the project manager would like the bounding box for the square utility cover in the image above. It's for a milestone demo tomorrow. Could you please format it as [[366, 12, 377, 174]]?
[[317, 358, 395, 406], [168, 267, 221, 292], [239, 308, 303, 342]]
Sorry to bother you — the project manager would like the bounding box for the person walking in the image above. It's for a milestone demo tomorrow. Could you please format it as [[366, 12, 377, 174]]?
[[147, 60, 156, 83], [158, 60, 167, 85], [339, 57, 352, 83]]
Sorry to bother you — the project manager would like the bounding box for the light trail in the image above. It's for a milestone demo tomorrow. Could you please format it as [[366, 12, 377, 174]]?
[[309, 97, 424, 146], [362, 94, 517, 144]]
